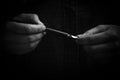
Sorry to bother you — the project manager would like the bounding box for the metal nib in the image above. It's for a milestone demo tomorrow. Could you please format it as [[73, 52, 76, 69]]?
[[68, 35, 79, 39]]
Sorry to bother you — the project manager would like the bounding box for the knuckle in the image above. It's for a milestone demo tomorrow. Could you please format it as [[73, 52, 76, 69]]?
[[29, 41, 39, 48], [27, 35, 33, 43], [25, 25, 31, 33], [41, 24, 46, 30], [27, 34, 42, 42], [20, 13, 38, 19], [30, 14, 38, 19], [32, 14, 38, 18]]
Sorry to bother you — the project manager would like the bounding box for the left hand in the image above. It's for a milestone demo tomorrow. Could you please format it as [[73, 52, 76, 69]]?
[[76, 25, 120, 54]]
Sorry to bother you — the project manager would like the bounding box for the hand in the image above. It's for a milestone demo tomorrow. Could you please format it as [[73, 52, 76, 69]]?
[[76, 25, 120, 54], [4, 13, 46, 55]]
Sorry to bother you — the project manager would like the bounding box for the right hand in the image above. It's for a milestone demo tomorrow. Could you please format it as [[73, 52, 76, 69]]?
[[4, 13, 46, 55]]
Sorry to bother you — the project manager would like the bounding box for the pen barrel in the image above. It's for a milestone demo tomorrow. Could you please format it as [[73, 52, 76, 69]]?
[[46, 27, 70, 36]]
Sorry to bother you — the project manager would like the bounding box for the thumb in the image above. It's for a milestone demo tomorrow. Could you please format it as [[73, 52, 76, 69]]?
[[13, 13, 42, 24]]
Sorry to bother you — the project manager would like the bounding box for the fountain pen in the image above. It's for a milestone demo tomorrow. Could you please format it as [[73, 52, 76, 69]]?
[[46, 27, 79, 39]]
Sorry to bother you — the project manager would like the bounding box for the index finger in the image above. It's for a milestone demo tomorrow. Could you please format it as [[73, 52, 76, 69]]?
[[76, 30, 118, 45], [6, 22, 46, 34], [84, 25, 110, 35]]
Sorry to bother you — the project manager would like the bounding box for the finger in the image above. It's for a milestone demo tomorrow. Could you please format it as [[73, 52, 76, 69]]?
[[84, 25, 110, 35], [5, 41, 40, 55], [13, 13, 42, 24], [84, 43, 115, 51], [76, 30, 117, 45], [4, 33, 44, 44], [6, 22, 46, 34], [83, 42, 119, 53], [83, 42, 118, 64]]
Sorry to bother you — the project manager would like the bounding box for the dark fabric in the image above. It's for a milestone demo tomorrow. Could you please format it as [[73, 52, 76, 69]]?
[[1, 0, 120, 79]]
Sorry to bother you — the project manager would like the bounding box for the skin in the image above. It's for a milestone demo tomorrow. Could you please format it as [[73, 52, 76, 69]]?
[[76, 25, 120, 54], [4, 13, 46, 55], [4, 13, 120, 55]]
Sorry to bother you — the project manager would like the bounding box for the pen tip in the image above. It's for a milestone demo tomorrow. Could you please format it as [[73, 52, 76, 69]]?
[[69, 35, 78, 39]]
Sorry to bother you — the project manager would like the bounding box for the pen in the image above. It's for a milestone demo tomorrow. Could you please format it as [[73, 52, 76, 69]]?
[[46, 27, 79, 39]]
